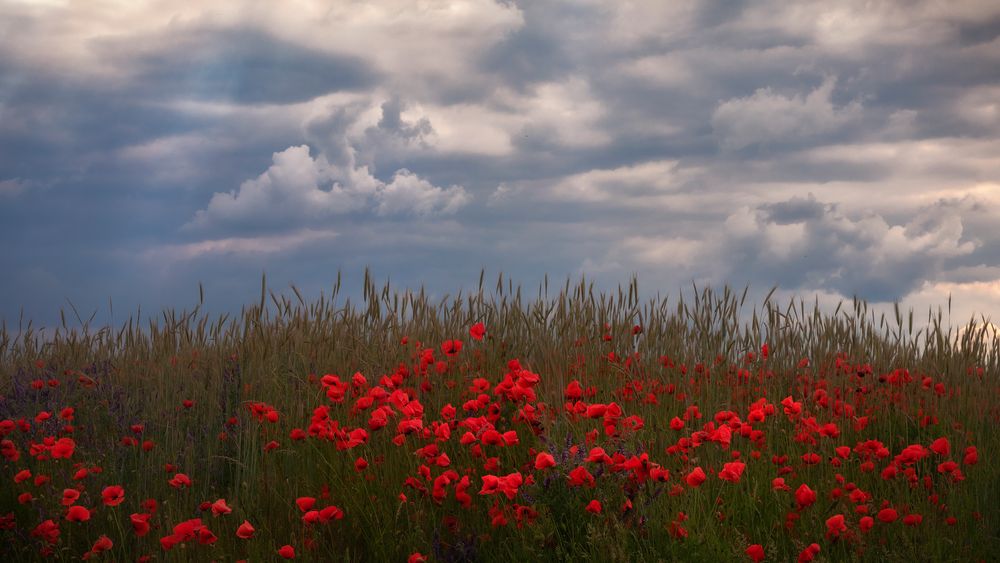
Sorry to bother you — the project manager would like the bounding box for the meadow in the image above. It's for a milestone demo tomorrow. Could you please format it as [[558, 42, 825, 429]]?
[[1, 272, 998, 561]]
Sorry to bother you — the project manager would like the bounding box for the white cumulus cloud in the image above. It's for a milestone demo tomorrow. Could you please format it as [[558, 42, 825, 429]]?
[[711, 77, 863, 150], [188, 144, 468, 230]]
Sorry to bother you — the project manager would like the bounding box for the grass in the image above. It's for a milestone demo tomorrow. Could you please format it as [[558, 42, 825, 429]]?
[[1, 271, 997, 561]]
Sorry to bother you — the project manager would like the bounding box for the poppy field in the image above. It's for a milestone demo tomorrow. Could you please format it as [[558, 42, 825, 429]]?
[[1, 274, 998, 561]]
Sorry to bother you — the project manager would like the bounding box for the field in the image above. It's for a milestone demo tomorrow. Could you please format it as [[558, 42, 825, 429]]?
[[1, 274, 998, 561]]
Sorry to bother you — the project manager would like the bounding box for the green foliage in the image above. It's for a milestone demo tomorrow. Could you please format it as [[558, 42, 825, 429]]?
[[0, 271, 997, 561]]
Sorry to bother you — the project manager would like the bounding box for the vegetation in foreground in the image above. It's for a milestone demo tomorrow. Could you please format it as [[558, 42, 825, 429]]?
[[1, 273, 998, 561]]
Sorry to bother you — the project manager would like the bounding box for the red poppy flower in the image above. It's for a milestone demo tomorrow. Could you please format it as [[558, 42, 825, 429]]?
[[454, 475, 472, 507], [798, 543, 820, 562], [534, 452, 556, 469], [295, 497, 316, 512], [31, 519, 60, 545], [102, 485, 125, 507], [719, 461, 745, 482], [929, 437, 951, 456], [441, 340, 463, 356], [66, 505, 91, 523], [896, 444, 929, 464], [236, 520, 255, 539], [779, 396, 800, 417], [819, 422, 839, 438], [480, 429, 502, 446], [277, 545, 295, 559], [586, 447, 610, 464], [170, 518, 203, 542], [938, 460, 958, 474], [160, 535, 180, 551], [319, 505, 344, 522], [168, 473, 192, 488], [568, 466, 595, 488], [745, 544, 765, 562], [685, 467, 706, 487], [903, 513, 922, 526], [211, 499, 231, 516], [585, 499, 602, 514], [825, 514, 847, 538], [198, 527, 217, 545], [62, 489, 81, 506], [564, 380, 583, 400], [794, 484, 816, 509], [131, 513, 151, 537], [480, 472, 523, 500], [469, 322, 486, 341], [877, 508, 898, 523], [83, 535, 112, 560]]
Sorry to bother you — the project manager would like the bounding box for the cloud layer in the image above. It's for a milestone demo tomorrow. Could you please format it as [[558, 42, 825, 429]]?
[[1, 0, 998, 327]]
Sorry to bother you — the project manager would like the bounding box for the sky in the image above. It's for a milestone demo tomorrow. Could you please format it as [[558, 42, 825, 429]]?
[[1, 0, 999, 331]]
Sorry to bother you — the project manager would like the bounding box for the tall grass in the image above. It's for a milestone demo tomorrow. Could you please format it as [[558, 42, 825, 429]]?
[[1, 271, 997, 561]]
